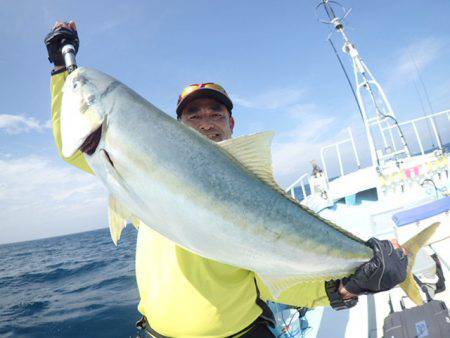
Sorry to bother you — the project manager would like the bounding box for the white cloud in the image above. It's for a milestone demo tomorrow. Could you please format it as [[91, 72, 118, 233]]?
[[232, 85, 370, 187], [272, 116, 337, 186], [233, 87, 305, 110], [0, 114, 50, 134], [232, 88, 351, 186], [285, 103, 318, 120], [388, 37, 446, 86], [0, 155, 107, 244], [431, 79, 450, 111]]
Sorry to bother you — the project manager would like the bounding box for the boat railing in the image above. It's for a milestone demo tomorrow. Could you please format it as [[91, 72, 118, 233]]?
[[286, 127, 360, 201], [381, 109, 450, 155], [285, 173, 309, 200], [286, 110, 449, 202], [320, 127, 361, 182]]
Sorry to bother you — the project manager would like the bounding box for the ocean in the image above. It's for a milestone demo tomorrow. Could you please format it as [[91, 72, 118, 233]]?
[[0, 227, 141, 338]]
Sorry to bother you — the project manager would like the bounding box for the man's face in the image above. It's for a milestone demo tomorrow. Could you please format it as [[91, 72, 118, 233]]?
[[180, 98, 235, 142]]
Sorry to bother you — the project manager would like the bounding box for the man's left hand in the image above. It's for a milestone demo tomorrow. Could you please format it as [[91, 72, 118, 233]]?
[[44, 21, 79, 67], [341, 238, 409, 297]]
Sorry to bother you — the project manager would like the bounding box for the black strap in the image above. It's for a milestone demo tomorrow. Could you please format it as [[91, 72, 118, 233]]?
[[237, 318, 276, 338], [51, 67, 67, 76], [136, 316, 171, 338], [253, 278, 276, 328], [224, 279, 276, 337], [413, 274, 433, 303], [431, 253, 446, 293], [138, 313, 274, 338]]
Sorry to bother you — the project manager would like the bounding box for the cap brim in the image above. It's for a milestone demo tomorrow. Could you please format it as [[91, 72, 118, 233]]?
[[176, 88, 233, 116]]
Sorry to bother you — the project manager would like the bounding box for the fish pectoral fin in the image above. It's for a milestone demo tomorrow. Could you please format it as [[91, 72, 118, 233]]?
[[218, 131, 282, 191], [108, 195, 139, 245], [399, 222, 440, 305]]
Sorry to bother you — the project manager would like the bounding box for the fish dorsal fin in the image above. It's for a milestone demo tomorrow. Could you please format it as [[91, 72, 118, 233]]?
[[219, 132, 281, 190], [108, 195, 139, 246]]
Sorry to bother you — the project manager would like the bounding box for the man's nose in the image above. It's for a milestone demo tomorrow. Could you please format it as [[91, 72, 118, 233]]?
[[199, 121, 214, 131]]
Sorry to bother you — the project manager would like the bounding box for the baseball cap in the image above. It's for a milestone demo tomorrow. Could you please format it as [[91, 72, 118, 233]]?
[[176, 82, 233, 118]]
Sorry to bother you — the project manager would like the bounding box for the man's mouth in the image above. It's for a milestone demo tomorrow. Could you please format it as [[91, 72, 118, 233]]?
[[203, 131, 223, 141]]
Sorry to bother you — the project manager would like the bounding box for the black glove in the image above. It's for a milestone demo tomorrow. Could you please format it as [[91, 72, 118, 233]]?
[[44, 26, 79, 66], [343, 238, 408, 295]]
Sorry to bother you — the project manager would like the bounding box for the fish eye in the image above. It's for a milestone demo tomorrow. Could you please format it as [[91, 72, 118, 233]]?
[[86, 95, 96, 105], [72, 76, 88, 90]]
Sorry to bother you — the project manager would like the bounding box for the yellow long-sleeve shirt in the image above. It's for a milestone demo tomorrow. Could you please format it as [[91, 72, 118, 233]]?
[[51, 70, 329, 337]]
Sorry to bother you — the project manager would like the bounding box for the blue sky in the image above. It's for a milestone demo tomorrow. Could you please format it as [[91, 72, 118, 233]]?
[[1, 0, 449, 244]]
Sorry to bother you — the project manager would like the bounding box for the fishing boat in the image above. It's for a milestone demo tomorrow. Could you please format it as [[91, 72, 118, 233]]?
[[271, 1, 450, 337]]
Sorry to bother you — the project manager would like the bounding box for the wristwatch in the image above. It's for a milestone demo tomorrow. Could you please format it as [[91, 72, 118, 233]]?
[[325, 279, 358, 311]]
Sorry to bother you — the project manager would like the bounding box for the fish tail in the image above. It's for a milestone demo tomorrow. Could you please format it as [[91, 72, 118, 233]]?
[[399, 222, 440, 305]]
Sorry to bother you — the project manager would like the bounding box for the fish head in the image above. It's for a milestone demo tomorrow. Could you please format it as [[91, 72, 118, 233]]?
[[60, 67, 118, 158]]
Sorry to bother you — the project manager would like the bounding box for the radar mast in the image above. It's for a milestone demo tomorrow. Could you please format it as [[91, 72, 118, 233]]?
[[316, 0, 411, 166]]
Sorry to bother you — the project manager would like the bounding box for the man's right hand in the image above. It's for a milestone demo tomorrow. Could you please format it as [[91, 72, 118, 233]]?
[[44, 21, 79, 71]]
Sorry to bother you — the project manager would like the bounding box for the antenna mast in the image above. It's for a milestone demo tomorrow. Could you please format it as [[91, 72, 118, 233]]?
[[316, 0, 411, 166]]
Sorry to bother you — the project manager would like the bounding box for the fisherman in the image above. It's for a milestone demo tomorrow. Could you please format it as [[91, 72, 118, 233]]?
[[45, 22, 409, 338], [311, 160, 323, 178]]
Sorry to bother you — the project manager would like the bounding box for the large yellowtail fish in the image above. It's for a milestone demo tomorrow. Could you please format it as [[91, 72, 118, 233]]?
[[60, 67, 438, 304]]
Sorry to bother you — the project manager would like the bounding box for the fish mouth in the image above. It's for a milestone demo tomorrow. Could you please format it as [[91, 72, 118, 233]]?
[[79, 126, 103, 156], [79, 126, 115, 168]]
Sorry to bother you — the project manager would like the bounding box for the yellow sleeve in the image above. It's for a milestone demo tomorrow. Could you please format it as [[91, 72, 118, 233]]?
[[255, 275, 330, 308], [51, 71, 93, 174]]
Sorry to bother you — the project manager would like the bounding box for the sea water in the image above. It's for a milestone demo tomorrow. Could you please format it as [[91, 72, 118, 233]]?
[[0, 228, 140, 338]]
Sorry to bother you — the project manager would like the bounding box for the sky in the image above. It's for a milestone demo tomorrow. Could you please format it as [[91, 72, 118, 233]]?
[[1, 0, 449, 244]]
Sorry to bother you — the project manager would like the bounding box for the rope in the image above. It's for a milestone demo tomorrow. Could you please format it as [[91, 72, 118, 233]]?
[[327, 38, 366, 124]]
